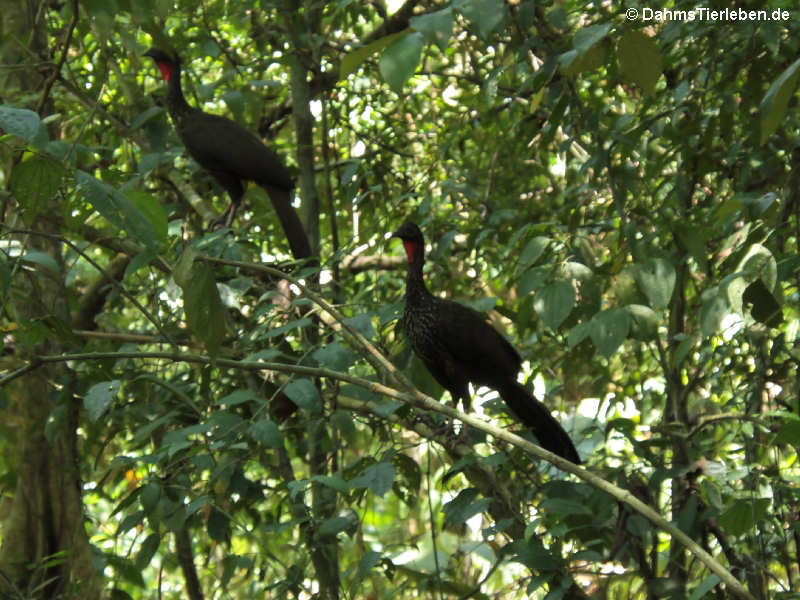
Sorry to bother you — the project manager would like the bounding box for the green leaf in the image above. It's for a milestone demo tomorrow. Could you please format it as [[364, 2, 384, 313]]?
[[311, 474, 350, 494], [173, 246, 198, 289], [617, 30, 662, 96], [182, 263, 225, 356], [356, 550, 382, 580], [574, 23, 612, 54], [349, 462, 396, 497], [533, 281, 575, 330], [140, 483, 161, 513], [207, 506, 231, 542], [507, 537, 559, 571], [560, 23, 610, 75], [340, 31, 409, 80], [737, 243, 777, 291], [590, 308, 630, 357], [129, 105, 164, 130], [0, 106, 43, 142], [84, 380, 121, 422], [313, 342, 357, 370], [689, 575, 721, 600], [567, 320, 592, 348], [634, 257, 675, 310], [248, 419, 283, 448], [775, 420, 800, 445], [759, 56, 800, 144], [10, 155, 66, 225], [318, 515, 357, 538], [127, 190, 168, 245], [379, 32, 425, 93], [518, 236, 550, 269], [20, 250, 60, 273], [518, 266, 548, 296], [718, 498, 770, 536], [442, 488, 491, 526], [76, 171, 159, 250], [283, 379, 321, 413], [700, 291, 729, 337], [410, 8, 453, 51], [218, 390, 258, 407], [135, 533, 160, 570], [455, 0, 507, 39], [626, 304, 659, 340]]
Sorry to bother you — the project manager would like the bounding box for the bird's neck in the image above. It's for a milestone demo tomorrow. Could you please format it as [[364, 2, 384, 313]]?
[[163, 64, 193, 122], [404, 247, 433, 306]]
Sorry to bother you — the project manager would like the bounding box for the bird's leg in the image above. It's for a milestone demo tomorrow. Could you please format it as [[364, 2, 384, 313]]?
[[208, 171, 244, 230], [208, 200, 240, 230]]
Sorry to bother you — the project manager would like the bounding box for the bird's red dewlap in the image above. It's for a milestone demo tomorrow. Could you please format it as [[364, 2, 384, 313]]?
[[402, 240, 417, 263], [156, 61, 172, 81]]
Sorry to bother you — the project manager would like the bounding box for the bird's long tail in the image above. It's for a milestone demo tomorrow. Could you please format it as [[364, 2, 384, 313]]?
[[493, 379, 581, 464], [261, 184, 313, 261]]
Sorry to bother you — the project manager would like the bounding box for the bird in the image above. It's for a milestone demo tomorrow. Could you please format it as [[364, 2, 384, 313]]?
[[392, 221, 581, 464], [143, 47, 311, 259]]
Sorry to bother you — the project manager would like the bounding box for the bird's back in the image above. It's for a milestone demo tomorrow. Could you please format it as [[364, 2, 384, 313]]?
[[176, 111, 293, 191], [404, 295, 521, 388]]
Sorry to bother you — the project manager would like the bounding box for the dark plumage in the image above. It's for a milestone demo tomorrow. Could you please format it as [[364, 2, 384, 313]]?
[[393, 221, 580, 464], [143, 47, 310, 259]]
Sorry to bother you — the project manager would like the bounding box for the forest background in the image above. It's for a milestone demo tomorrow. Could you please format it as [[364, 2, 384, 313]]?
[[0, 0, 799, 599]]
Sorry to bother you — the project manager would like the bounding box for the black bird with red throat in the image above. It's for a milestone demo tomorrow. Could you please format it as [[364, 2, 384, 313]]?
[[392, 221, 580, 464], [143, 47, 311, 260]]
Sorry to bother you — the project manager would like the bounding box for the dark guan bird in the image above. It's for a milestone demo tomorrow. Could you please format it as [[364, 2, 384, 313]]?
[[392, 222, 580, 464], [143, 47, 311, 259]]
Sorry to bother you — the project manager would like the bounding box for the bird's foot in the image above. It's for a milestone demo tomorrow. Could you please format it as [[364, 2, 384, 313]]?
[[207, 202, 237, 231]]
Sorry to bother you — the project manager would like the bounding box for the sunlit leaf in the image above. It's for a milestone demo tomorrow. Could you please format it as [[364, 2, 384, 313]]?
[[590, 308, 630, 357], [533, 281, 575, 330], [410, 8, 453, 51], [759, 56, 800, 144], [379, 32, 424, 93], [618, 30, 662, 96], [10, 155, 65, 224]]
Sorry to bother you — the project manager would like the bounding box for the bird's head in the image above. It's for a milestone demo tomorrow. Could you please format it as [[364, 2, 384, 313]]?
[[392, 221, 425, 264], [144, 47, 181, 82]]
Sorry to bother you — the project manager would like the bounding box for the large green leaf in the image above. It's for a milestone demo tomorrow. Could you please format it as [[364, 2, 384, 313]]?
[[248, 419, 283, 448], [617, 30, 662, 96], [455, 0, 506, 39], [718, 498, 770, 536], [518, 236, 550, 270], [348, 462, 396, 497], [590, 308, 630, 357], [283, 378, 322, 413], [84, 380, 121, 422], [533, 281, 575, 330], [410, 8, 453, 51], [340, 31, 409, 80], [10, 155, 66, 225], [634, 257, 675, 310], [699, 290, 729, 337], [379, 32, 425, 93], [442, 488, 491, 526], [0, 106, 43, 143], [560, 23, 611, 74], [182, 263, 225, 356], [759, 56, 800, 144], [76, 171, 160, 250]]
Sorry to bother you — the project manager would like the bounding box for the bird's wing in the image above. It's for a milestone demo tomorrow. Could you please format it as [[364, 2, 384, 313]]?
[[433, 299, 522, 380], [178, 112, 293, 191]]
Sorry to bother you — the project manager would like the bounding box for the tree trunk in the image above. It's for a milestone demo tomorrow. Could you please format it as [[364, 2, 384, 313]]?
[[0, 0, 102, 596]]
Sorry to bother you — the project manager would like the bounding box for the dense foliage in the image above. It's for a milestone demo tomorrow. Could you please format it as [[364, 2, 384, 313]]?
[[0, 0, 798, 598]]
